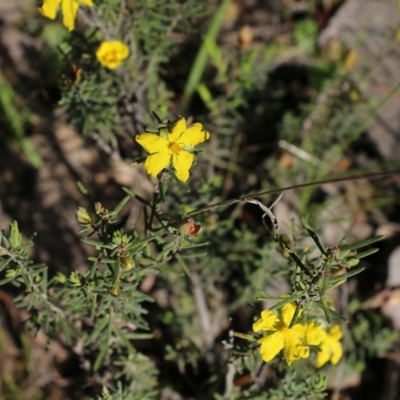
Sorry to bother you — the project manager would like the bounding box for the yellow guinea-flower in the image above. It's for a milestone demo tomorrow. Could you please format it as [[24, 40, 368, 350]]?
[[135, 117, 210, 182], [96, 41, 130, 69], [253, 302, 325, 366], [315, 324, 343, 368], [39, 0, 93, 31]]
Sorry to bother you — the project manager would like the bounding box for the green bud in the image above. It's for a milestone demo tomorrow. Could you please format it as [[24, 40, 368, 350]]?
[[76, 207, 93, 226], [345, 258, 360, 268], [94, 202, 103, 213], [113, 231, 122, 245], [5, 269, 18, 278], [9, 221, 22, 248], [100, 386, 113, 400], [314, 374, 327, 391], [55, 272, 67, 284], [121, 255, 134, 271], [68, 271, 82, 286]]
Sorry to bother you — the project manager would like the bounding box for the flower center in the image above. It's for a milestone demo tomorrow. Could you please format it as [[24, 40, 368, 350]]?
[[104, 50, 118, 63], [169, 142, 181, 155], [281, 326, 290, 335]]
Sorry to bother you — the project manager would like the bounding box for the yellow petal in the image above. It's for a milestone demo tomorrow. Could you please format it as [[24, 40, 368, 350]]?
[[172, 150, 194, 182], [136, 133, 169, 153], [330, 340, 343, 365], [253, 309, 280, 332], [79, 0, 93, 5], [39, 0, 61, 19], [315, 341, 331, 368], [283, 330, 310, 365], [291, 323, 306, 339], [304, 321, 325, 345], [179, 123, 210, 147], [329, 325, 343, 341], [315, 325, 343, 368], [258, 331, 284, 363], [61, 0, 79, 31], [142, 151, 171, 178], [168, 118, 186, 143], [280, 302, 297, 327]]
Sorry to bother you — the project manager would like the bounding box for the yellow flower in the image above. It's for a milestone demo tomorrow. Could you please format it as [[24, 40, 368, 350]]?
[[135, 117, 210, 182], [315, 324, 343, 368], [253, 302, 324, 366], [39, 0, 93, 31], [96, 41, 130, 69]]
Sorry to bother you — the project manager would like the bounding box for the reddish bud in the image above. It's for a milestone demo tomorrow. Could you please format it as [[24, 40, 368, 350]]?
[[178, 218, 202, 235]]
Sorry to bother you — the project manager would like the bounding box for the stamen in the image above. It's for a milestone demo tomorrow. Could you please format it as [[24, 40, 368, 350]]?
[[169, 143, 181, 155]]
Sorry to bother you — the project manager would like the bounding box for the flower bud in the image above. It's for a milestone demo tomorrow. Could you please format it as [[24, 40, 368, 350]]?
[[314, 374, 327, 390], [178, 218, 202, 235], [121, 256, 134, 271], [5, 269, 18, 278], [76, 207, 93, 226], [68, 271, 82, 286], [345, 257, 360, 268]]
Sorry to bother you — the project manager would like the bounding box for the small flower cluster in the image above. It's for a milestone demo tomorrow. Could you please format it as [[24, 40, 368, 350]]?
[[39, 1, 129, 69], [253, 302, 343, 367]]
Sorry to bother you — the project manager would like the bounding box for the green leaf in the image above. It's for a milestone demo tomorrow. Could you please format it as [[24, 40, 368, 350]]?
[[126, 237, 154, 255], [77, 181, 90, 196], [110, 195, 130, 217], [122, 187, 152, 206], [328, 266, 365, 287], [316, 302, 347, 322], [319, 291, 332, 325], [0, 274, 20, 286], [339, 236, 384, 252], [112, 325, 136, 354], [93, 338, 110, 372], [98, 258, 117, 264], [282, 244, 313, 277], [269, 293, 303, 311], [0, 258, 13, 273], [180, 240, 209, 249], [175, 253, 192, 279], [301, 216, 326, 255], [183, 0, 232, 98], [289, 303, 302, 328], [158, 265, 184, 276], [84, 317, 109, 347], [255, 291, 292, 301], [356, 248, 379, 259], [178, 252, 208, 259], [81, 238, 115, 250], [122, 332, 154, 340]]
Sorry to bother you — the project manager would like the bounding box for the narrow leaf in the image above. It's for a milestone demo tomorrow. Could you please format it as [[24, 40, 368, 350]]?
[[301, 216, 326, 255], [175, 253, 192, 279], [270, 293, 303, 311], [110, 195, 130, 217], [339, 236, 383, 252], [356, 248, 379, 259]]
